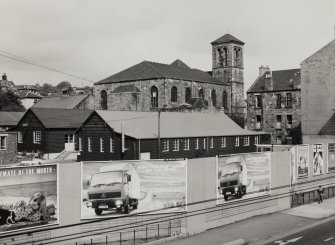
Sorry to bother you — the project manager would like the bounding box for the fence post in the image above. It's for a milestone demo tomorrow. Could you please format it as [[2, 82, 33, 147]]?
[[146, 226, 148, 243], [134, 229, 136, 245], [91, 238, 93, 245], [158, 224, 160, 240], [106, 235, 108, 245], [169, 221, 171, 237], [120, 232, 122, 245]]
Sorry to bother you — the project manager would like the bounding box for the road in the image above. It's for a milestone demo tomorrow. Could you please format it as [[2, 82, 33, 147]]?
[[267, 218, 335, 245]]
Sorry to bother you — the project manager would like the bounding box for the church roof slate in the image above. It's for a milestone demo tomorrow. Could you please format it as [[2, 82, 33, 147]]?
[[95, 60, 226, 86], [211, 34, 245, 45]]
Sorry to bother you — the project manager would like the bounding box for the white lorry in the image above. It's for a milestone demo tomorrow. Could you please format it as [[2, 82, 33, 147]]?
[[86, 162, 140, 215]]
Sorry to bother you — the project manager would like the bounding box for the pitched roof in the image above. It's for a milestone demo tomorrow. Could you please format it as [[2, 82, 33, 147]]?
[[247, 69, 301, 93], [111, 84, 141, 93], [96, 110, 263, 139], [18, 91, 42, 99], [170, 59, 191, 69], [211, 34, 245, 45], [318, 113, 335, 135], [0, 112, 24, 127], [95, 61, 225, 85], [32, 94, 88, 109], [30, 108, 93, 129]]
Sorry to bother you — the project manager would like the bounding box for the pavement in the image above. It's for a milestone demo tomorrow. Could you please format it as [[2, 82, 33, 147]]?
[[163, 198, 335, 245]]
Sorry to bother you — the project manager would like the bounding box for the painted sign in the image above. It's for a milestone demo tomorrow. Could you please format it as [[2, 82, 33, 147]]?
[[297, 145, 309, 178], [217, 152, 271, 205], [81, 160, 187, 219], [313, 144, 324, 176], [328, 143, 335, 172], [0, 164, 58, 234]]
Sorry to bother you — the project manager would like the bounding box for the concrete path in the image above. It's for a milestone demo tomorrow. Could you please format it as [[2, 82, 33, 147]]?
[[164, 198, 335, 245]]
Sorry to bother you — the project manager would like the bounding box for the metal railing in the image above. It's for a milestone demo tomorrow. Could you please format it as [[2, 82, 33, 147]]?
[[291, 185, 335, 207]]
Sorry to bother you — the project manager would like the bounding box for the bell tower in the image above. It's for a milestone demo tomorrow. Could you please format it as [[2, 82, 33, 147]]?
[[211, 34, 245, 127]]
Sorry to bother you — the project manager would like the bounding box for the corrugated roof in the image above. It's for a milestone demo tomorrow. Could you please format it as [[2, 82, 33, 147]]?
[[211, 34, 245, 45], [111, 84, 141, 93], [31, 108, 93, 129], [247, 69, 301, 93], [32, 94, 88, 109], [0, 112, 24, 127], [96, 110, 262, 139], [95, 61, 225, 85], [318, 113, 335, 135]]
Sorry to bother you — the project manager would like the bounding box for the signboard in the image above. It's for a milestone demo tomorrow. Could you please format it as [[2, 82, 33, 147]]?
[[81, 160, 187, 219], [313, 144, 324, 175], [297, 145, 309, 178], [0, 164, 58, 234], [328, 143, 335, 172], [217, 152, 271, 205]]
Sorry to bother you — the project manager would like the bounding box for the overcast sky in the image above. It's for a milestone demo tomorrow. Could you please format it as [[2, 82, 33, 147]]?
[[0, 0, 334, 92]]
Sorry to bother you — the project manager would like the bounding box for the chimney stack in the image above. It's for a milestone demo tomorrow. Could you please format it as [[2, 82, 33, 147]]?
[[259, 65, 270, 77], [2, 73, 7, 81], [264, 67, 273, 91]]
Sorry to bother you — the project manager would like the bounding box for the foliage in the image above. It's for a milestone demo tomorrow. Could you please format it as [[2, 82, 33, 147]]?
[[0, 90, 25, 111], [56, 81, 72, 91]]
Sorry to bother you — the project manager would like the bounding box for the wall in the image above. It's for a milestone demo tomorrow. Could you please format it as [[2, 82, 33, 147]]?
[[0, 131, 17, 165], [301, 39, 335, 139]]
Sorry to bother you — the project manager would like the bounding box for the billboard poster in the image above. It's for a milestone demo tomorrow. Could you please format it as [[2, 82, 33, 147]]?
[[297, 145, 309, 178], [313, 144, 324, 176], [217, 152, 271, 205], [328, 143, 335, 172], [0, 164, 58, 234], [290, 146, 297, 186], [81, 160, 187, 219]]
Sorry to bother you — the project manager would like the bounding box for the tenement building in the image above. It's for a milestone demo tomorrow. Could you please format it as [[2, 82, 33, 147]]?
[[246, 66, 302, 144], [94, 34, 246, 127]]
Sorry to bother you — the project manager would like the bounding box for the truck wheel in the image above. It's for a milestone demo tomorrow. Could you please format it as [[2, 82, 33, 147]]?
[[95, 208, 103, 215], [237, 192, 242, 199], [116, 207, 122, 213], [124, 205, 129, 214], [224, 195, 228, 201]]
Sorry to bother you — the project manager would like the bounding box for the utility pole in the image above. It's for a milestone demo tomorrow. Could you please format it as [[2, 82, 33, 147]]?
[[157, 109, 161, 159]]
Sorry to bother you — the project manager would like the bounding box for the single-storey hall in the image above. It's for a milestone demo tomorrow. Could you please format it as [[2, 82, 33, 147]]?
[[75, 110, 267, 161]]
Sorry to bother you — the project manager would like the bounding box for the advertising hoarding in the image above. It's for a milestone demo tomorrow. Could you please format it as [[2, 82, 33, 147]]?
[[313, 144, 324, 176], [0, 164, 58, 233], [217, 152, 271, 205], [297, 145, 309, 178], [328, 143, 335, 172], [81, 160, 187, 219]]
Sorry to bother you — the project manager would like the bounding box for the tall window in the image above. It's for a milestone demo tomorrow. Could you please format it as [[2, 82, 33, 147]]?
[[211, 90, 217, 107], [235, 137, 240, 147], [234, 47, 242, 67], [18, 132, 23, 143], [286, 93, 292, 108], [100, 138, 104, 152], [79, 137, 82, 151], [256, 115, 262, 129], [276, 94, 282, 108], [198, 88, 204, 98], [151, 86, 158, 108], [162, 139, 169, 152], [88, 138, 92, 152], [287, 115, 293, 128], [243, 136, 250, 146], [218, 47, 228, 67], [185, 88, 192, 103], [255, 136, 259, 145], [255, 94, 262, 108], [172, 139, 179, 151], [196, 138, 199, 149], [222, 91, 228, 109], [0, 135, 6, 150], [33, 131, 41, 144], [171, 86, 178, 102], [183, 139, 189, 150], [100, 90, 108, 110], [221, 137, 226, 148], [203, 138, 206, 149], [110, 138, 114, 153], [210, 137, 214, 148], [276, 115, 282, 129]]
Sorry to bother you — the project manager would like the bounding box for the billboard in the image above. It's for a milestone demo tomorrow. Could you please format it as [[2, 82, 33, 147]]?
[[81, 160, 187, 219], [290, 146, 297, 186], [0, 164, 58, 234], [217, 152, 271, 205], [297, 145, 309, 178], [328, 143, 335, 172], [313, 144, 324, 176]]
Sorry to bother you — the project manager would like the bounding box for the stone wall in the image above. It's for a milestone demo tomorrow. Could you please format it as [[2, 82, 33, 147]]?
[[0, 131, 17, 165]]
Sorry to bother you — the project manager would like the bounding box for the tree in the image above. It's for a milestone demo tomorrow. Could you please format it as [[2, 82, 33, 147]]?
[[0, 90, 25, 111], [56, 81, 72, 92]]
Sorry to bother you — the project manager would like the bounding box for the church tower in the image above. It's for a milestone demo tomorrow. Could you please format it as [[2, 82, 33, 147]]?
[[211, 34, 245, 127]]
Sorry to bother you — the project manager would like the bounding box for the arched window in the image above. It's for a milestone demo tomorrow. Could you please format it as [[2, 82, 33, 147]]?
[[234, 47, 241, 67], [185, 87, 192, 103], [100, 90, 107, 110], [223, 47, 228, 67], [217, 47, 228, 67], [211, 90, 217, 107], [171, 86, 178, 102], [198, 88, 204, 98], [151, 86, 158, 108], [222, 91, 228, 109]]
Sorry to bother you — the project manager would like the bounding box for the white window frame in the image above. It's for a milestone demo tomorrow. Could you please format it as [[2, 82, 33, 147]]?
[[172, 139, 179, 151], [210, 137, 214, 148], [183, 139, 189, 150], [196, 138, 199, 149], [0, 135, 7, 150], [162, 139, 169, 152], [33, 131, 41, 144], [79, 137, 82, 151], [88, 137, 92, 152], [100, 138, 104, 152], [110, 138, 114, 153], [221, 137, 226, 148], [203, 138, 206, 149], [243, 136, 250, 146], [65, 134, 74, 143], [235, 137, 239, 147], [18, 132, 23, 143], [255, 136, 259, 145]]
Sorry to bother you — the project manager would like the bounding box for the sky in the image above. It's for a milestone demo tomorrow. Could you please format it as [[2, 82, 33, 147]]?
[[0, 0, 334, 93]]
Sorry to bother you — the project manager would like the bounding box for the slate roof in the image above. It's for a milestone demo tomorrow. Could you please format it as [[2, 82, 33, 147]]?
[[318, 113, 335, 135], [170, 59, 191, 69], [211, 34, 245, 45], [30, 108, 93, 129], [0, 112, 24, 127], [95, 61, 225, 86], [18, 91, 42, 99], [247, 69, 301, 93], [32, 94, 88, 109], [96, 110, 263, 139], [111, 84, 141, 93]]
